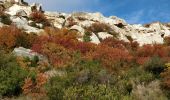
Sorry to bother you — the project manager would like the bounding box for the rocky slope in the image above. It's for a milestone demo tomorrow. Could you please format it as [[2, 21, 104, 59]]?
[[1, 0, 170, 46]]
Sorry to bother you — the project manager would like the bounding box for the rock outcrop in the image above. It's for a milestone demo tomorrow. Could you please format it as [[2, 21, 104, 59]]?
[[0, 0, 170, 46]]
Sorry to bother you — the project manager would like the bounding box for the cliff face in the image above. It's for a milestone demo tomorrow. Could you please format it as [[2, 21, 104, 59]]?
[[1, 0, 170, 46]]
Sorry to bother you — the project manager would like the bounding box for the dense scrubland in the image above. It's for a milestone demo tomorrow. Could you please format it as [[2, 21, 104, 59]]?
[[0, 11, 170, 100]]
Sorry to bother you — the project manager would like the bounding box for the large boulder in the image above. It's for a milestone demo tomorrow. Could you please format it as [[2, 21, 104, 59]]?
[[90, 33, 100, 44], [98, 32, 113, 40], [15, 9, 27, 17], [70, 25, 85, 36], [13, 47, 47, 61]]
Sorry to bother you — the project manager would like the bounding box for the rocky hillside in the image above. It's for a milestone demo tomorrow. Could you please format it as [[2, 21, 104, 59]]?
[[0, 0, 170, 46], [0, 1, 170, 99]]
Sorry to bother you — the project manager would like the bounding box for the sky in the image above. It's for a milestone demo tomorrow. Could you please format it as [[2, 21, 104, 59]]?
[[25, 0, 170, 24]]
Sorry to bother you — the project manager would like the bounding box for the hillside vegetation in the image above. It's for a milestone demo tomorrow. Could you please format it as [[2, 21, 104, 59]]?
[[0, 25, 169, 100], [0, 0, 170, 100]]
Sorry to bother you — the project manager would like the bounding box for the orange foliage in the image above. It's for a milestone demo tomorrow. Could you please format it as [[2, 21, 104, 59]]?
[[32, 28, 98, 67], [87, 44, 133, 70], [101, 37, 139, 51], [22, 73, 47, 97], [0, 26, 21, 49], [101, 37, 127, 49], [136, 44, 170, 64], [0, 25, 37, 49], [32, 27, 170, 68], [40, 42, 75, 67], [30, 11, 47, 23], [32, 27, 96, 54], [32, 27, 135, 69]]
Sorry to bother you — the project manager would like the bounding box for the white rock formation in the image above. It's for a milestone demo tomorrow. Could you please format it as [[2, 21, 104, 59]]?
[[90, 33, 100, 44], [1, 0, 170, 46], [70, 25, 85, 36], [13, 47, 46, 60], [44, 11, 170, 45], [98, 32, 113, 40], [6, 4, 31, 16]]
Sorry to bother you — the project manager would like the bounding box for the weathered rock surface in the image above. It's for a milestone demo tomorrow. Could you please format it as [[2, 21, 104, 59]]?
[[0, 0, 170, 46]]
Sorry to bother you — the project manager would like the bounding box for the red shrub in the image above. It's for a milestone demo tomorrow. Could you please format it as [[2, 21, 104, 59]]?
[[32, 28, 135, 69], [30, 11, 47, 23], [87, 44, 133, 70], [101, 37, 139, 51], [75, 42, 96, 54], [136, 44, 170, 64], [32, 28, 97, 67], [32, 28, 96, 55]]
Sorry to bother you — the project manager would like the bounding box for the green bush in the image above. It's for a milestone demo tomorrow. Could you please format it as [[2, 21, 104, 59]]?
[[0, 50, 28, 96], [46, 60, 120, 99], [143, 56, 165, 76], [63, 84, 117, 100], [24, 56, 39, 67], [16, 33, 37, 49], [0, 14, 12, 25], [83, 32, 91, 42], [123, 67, 155, 83]]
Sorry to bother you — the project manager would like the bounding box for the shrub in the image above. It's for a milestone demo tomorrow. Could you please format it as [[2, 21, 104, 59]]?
[[32, 28, 132, 71], [161, 63, 170, 90], [136, 44, 170, 64], [63, 84, 117, 100], [29, 11, 50, 27], [0, 26, 21, 49], [0, 26, 37, 49], [101, 37, 139, 51], [101, 37, 127, 49], [122, 67, 155, 85], [111, 67, 155, 97], [143, 56, 165, 76], [0, 50, 28, 96], [46, 60, 118, 100], [87, 22, 112, 33], [30, 11, 46, 23], [0, 14, 12, 25], [46, 75, 69, 100], [22, 73, 47, 97], [39, 42, 76, 67], [132, 81, 168, 100], [16, 32, 37, 48], [137, 44, 169, 57], [32, 28, 97, 66], [83, 32, 91, 42], [88, 44, 133, 71], [164, 36, 170, 46], [17, 56, 50, 73]]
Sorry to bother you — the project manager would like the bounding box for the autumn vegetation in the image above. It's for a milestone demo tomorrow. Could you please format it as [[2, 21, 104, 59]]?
[[29, 11, 50, 28], [0, 25, 169, 99]]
